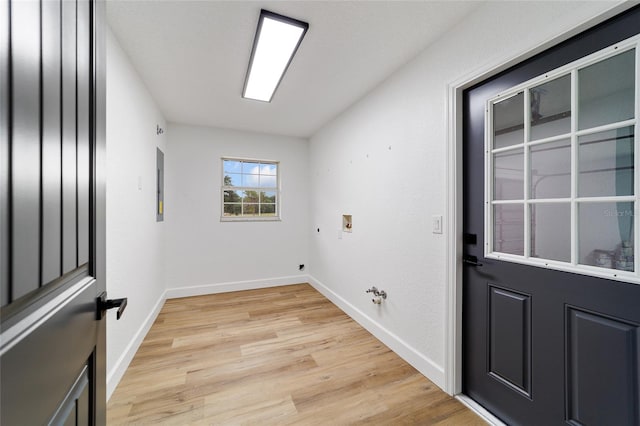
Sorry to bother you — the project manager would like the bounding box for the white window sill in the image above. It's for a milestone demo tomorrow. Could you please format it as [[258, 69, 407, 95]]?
[[220, 217, 281, 223]]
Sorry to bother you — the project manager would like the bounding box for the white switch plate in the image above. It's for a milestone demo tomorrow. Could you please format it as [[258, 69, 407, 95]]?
[[432, 215, 443, 234], [137, 176, 143, 190]]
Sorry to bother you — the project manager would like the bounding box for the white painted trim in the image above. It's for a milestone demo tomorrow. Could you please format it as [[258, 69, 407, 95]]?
[[107, 289, 167, 400], [445, 80, 464, 396], [456, 394, 507, 426], [444, 0, 634, 400], [165, 275, 308, 299], [307, 275, 446, 390]]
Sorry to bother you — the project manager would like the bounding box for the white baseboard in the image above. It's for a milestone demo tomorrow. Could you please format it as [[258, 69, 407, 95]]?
[[107, 274, 446, 400], [307, 275, 446, 390], [107, 289, 167, 400], [164, 275, 309, 299]]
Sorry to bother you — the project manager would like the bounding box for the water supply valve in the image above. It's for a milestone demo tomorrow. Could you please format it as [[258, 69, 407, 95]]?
[[366, 286, 387, 304]]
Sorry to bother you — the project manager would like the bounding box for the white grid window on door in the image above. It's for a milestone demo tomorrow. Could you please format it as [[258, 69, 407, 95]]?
[[486, 36, 639, 283]]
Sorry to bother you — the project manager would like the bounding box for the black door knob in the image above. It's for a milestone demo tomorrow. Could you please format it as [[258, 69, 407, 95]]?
[[463, 255, 483, 267], [96, 291, 128, 320]]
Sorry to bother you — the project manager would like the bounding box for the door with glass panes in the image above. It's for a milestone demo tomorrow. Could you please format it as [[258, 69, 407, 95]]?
[[463, 6, 640, 425]]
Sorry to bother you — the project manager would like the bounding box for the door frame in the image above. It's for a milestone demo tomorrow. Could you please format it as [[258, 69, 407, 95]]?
[[443, 1, 635, 403]]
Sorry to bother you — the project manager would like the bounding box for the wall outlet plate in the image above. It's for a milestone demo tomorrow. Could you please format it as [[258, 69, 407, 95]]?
[[432, 215, 443, 234]]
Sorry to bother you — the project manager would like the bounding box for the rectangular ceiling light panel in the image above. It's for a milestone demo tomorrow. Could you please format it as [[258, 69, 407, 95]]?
[[243, 10, 309, 102]]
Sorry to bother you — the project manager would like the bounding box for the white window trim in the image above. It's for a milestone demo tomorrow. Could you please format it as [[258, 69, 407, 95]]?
[[484, 34, 640, 284], [220, 157, 281, 222]]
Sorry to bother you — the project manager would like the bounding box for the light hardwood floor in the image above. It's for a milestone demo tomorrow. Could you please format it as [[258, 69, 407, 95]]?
[[107, 284, 484, 425]]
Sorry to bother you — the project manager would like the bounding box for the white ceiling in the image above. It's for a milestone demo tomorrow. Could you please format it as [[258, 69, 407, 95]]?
[[107, 1, 483, 138]]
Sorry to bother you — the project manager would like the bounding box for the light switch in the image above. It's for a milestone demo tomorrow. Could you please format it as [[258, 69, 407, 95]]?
[[432, 215, 443, 234], [137, 176, 143, 190]]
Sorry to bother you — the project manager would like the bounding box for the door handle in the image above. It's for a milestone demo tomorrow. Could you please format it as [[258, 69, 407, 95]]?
[[463, 255, 483, 267], [96, 292, 128, 320]]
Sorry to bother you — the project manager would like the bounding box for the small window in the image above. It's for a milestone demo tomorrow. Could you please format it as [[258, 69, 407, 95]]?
[[221, 158, 279, 221]]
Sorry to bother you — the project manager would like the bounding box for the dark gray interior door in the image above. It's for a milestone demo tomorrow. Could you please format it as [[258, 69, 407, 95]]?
[[463, 6, 640, 426], [0, 0, 106, 424]]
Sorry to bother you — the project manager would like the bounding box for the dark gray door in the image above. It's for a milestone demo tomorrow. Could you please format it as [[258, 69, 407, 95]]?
[[463, 6, 640, 426], [1, 0, 106, 424]]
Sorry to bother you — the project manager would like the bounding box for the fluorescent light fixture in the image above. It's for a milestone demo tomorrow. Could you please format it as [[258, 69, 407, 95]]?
[[243, 10, 309, 102]]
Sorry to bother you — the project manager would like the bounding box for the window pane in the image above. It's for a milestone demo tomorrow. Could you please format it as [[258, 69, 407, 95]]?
[[242, 173, 259, 187], [243, 204, 259, 216], [579, 202, 634, 271], [494, 204, 524, 255], [494, 149, 524, 200], [530, 74, 571, 141], [259, 175, 277, 188], [222, 158, 279, 219], [223, 204, 241, 216], [242, 161, 260, 174], [242, 190, 259, 203], [223, 189, 241, 203], [578, 126, 634, 197], [260, 163, 277, 175], [494, 92, 524, 149], [578, 49, 635, 130], [224, 173, 241, 187], [260, 204, 276, 215], [260, 191, 276, 203], [223, 160, 241, 173], [530, 203, 571, 262], [530, 139, 571, 199]]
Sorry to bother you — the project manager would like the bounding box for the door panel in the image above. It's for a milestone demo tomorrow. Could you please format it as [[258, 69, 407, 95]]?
[[77, 0, 90, 266], [488, 286, 531, 396], [3, 0, 97, 309], [1, 0, 106, 424], [42, 0, 63, 286], [11, 0, 41, 296], [566, 307, 639, 426], [62, 0, 78, 275], [52, 364, 92, 426], [463, 5, 640, 425], [0, 0, 8, 305], [2, 280, 97, 425]]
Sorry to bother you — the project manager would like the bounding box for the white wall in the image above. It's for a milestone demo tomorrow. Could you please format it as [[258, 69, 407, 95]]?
[[164, 124, 309, 296], [307, 1, 623, 390], [104, 0, 624, 400], [106, 27, 167, 398]]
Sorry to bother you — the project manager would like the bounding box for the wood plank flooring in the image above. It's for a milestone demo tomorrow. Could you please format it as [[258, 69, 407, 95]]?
[[107, 284, 484, 425]]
